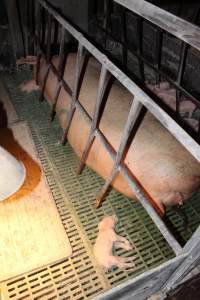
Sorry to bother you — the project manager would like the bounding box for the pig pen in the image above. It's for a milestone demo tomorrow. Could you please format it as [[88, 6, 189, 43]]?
[[2, 0, 200, 299]]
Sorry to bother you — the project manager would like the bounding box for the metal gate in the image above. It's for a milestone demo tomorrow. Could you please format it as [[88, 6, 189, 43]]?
[[9, 0, 200, 298]]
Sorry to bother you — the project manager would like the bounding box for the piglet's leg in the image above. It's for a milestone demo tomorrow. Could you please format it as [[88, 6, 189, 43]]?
[[110, 256, 135, 269], [115, 235, 133, 251]]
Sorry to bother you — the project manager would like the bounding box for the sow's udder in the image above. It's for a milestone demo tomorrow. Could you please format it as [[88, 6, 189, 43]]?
[[39, 54, 200, 216]]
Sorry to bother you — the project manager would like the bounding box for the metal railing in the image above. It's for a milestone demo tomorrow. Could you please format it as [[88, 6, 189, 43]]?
[[18, 0, 200, 295], [33, 0, 188, 255], [93, 0, 200, 143]]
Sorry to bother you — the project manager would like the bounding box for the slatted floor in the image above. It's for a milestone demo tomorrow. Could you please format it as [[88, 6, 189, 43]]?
[[0, 68, 200, 299]]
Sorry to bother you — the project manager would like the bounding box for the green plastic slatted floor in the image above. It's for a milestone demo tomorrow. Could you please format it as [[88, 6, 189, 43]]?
[[1, 69, 200, 300]]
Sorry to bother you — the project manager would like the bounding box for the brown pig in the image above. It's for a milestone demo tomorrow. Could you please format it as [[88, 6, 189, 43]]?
[[38, 54, 200, 216]]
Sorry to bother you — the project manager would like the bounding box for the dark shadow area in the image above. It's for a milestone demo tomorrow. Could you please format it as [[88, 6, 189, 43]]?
[[166, 272, 200, 300], [0, 100, 8, 127]]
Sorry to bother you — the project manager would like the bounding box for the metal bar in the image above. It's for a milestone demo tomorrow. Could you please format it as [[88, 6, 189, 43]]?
[[39, 64, 50, 102], [136, 17, 145, 81], [198, 114, 200, 136], [177, 43, 188, 85], [24, 0, 29, 56], [114, 0, 200, 52], [95, 168, 117, 208], [154, 28, 163, 84], [120, 166, 183, 256], [175, 42, 188, 114], [175, 90, 181, 116], [104, 0, 111, 30], [29, 0, 35, 54], [61, 43, 86, 145], [35, 2, 42, 85], [121, 8, 127, 67], [77, 65, 113, 174], [95, 97, 182, 254], [46, 13, 52, 62], [39, 12, 52, 102], [50, 61, 72, 95], [50, 83, 62, 121], [50, 27, 66, 121], [41, 7, 46, 45], [104, 0, 111, 49], [53, 19, 59, 47], [95, 98, 144, 208], [184, 225, 200, 253]]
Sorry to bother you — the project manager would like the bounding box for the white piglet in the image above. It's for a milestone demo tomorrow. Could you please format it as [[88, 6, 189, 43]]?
[[93, 215, 135, 271]]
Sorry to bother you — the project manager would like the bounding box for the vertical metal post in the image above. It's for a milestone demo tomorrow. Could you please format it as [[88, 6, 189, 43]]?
[[24, 0, 29, 56], [35, 2, 42, 85], [61, 43, 89, 145], [39, 12, 52, 102], [154, 29, 163, 84], [41, 7, 46, 45], [32, 0, 36, 54], [28, 0, 35, 54], [95, 98, 146, 207], [121, 8, 127, 67], [50, 27, 66, 121], [104, 0, 112, 49], [53, 19, 59, 48], [198, 115, 200, 136], [77, 65, 114, 174], [176, 42, 188, 114], [136, 17, 145, 81]]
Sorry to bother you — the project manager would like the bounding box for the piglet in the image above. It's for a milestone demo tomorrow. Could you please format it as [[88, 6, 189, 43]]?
[[93, 215, 135, 271]]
